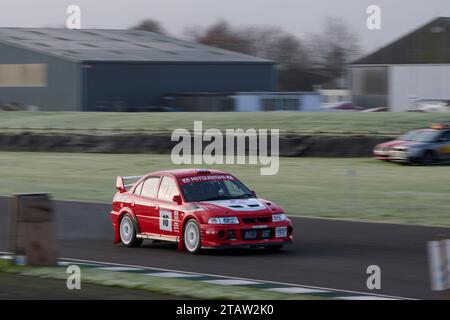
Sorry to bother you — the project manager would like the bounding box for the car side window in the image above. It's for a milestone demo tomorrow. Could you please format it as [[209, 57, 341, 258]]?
[[140, 177, 160, 199], [442, 131, 450, 141], [133, 181, 144, 195], [157, 176, 178, 202]]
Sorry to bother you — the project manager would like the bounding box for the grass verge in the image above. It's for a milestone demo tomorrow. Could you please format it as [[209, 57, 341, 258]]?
[[0, 261, 317, 300], [1, 152, 449, 226], [0, 111, 449, 134]]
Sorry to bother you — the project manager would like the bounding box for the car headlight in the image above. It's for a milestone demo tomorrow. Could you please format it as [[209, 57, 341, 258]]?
[[272, 214, 288, 222], [208, 217, 239, 224]]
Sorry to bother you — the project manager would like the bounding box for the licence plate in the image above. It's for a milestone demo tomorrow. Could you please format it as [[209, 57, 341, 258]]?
[[275, 227, 287, 238], [243, 230, 258, 239], [261, 229, 272, 239]]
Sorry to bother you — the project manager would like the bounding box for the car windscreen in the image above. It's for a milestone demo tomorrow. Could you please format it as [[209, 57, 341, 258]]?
[[409, 130, 440, 142], [179, 178, 253, 202], [399, 130, 421, 141]]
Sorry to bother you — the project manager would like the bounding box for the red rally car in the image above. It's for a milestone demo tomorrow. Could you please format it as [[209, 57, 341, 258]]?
[[110, 169, 293, 254]]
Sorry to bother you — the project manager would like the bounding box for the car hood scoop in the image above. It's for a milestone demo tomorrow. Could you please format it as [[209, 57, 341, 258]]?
[[202, 198, 266, 211]]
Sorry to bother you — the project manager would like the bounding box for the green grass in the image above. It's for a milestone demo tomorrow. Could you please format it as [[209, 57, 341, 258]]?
[[0, 261, 317, 300], [1, 151, 449, 226], [0, 111, 449, 134]]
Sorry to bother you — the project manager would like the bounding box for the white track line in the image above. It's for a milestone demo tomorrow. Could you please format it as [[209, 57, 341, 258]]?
[[337, 296, 397, 301], [3, 252, 411, 300], [203, 279, 262, 286], [57, 257, 415, 299], [97, 266, 144, 272], [266, 287, 329, 294], [146, 272, 200, 278], [0, 250, 414, 300]]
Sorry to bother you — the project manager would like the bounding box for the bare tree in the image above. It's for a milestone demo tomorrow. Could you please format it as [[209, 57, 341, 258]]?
[[186, 20, 253, 54], [186, 18, 361, 90], [132, 19, 166, 34], [268, 33, 309, 70], [307, 18, 361, 78], [187, 21, 314, 90], [189, 23, 309, 66]]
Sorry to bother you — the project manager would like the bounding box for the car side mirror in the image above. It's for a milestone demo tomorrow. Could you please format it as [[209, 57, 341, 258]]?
[[251, 190, 257, 197], [172, 195, 183, 205], [115, 176, 126, 193]]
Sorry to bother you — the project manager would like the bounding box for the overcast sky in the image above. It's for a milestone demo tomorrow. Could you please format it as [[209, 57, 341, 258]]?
[[1, 0, 449, 53]]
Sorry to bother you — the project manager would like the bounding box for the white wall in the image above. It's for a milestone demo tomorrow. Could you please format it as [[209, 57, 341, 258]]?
[[233, 95, 260, 112], [301, 94, 322, 112], [389, 65, 450, 112], [233, 93, 322, 112]]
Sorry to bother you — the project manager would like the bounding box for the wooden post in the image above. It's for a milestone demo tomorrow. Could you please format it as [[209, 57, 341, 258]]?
[[429, 234, 450, 300], [9, 194, 57, 266], [444, 238, 450, 300]]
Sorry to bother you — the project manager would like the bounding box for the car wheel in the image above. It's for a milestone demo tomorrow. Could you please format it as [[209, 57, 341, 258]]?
[[422, 151, 435, 166], [120, 214, 143, 247], [264, 245, 283, 252], [184, 220, 201, 254]]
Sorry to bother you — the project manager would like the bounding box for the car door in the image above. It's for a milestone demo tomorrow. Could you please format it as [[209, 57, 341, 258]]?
[[155, 176, 182, 238], [436, 130, 450, 161], [133, 176, 161, 234]]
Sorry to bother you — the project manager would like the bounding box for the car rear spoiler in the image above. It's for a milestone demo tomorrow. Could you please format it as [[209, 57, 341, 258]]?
[[115, 175, 142, 193]]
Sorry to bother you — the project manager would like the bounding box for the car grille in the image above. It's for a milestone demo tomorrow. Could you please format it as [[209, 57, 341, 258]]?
[[242, 216, 271, 224], [241, 228, 273, 240]]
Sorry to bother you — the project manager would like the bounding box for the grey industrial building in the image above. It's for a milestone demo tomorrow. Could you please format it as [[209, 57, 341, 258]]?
[[0, 28, 275, 111], [349, 17, 450, 111]]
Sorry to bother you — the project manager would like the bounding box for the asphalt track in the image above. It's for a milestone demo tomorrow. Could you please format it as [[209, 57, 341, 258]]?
[[1, 196, 448, 299]]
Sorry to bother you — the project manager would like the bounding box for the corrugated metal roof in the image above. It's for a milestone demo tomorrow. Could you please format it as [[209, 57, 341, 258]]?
[[0, 27, 273, 64], [352, 17, 450, 65]]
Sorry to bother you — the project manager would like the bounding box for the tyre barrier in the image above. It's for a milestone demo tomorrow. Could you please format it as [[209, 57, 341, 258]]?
[[0, 133, 391, 157]]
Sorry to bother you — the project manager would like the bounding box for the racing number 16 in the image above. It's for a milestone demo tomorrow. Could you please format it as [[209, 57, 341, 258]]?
[[159, 210, 172, 232], [162, 214, 169, 227]]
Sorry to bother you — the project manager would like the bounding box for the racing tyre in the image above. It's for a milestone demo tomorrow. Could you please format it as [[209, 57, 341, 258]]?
[[264, 245, 283, 252], [120, 214, 143, 247], [184, 220, 201, 254], [421, 151, 435, 166]]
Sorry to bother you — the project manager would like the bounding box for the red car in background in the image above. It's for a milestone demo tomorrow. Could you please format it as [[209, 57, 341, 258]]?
[[110, 169, 293, 254]]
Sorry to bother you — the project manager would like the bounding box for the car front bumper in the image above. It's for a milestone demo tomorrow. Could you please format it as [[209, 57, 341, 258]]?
[[373, 149, 392, 160], [202, 240, 293, 250], [199, 221, 293, 249], [389, 149, 423, 163], [389, 150, 409, 162]]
